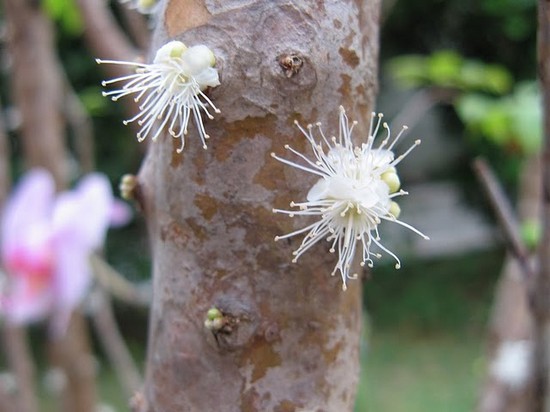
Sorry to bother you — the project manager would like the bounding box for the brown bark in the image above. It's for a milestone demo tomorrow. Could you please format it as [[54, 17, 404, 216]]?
[[140, 1, 380, 411]]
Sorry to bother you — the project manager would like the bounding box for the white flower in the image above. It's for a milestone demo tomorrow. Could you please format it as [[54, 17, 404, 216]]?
[[272, 106, 428, 290], [118, 0, 159, 15], [491, 340, 532, 389], [97, 41, 221, 152]]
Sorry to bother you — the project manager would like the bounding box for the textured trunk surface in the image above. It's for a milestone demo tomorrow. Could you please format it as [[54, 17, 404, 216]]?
[[140, 1, 380, 411]]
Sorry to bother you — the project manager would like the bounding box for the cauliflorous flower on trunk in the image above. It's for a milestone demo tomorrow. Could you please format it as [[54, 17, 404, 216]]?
[[118, 0, 159, 15], [0, 169, 131, 334], [97, 40, 221, 152], [272, 107, 428, 290]]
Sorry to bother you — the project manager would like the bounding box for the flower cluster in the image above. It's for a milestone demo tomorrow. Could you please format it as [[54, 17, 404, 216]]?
[[118, 0, 159, 15], [98, 40, 220, 152], [0, 169, 131, 334], [272, 107, 428, 290]]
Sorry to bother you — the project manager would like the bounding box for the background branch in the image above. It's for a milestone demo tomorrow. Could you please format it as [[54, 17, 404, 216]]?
[[534, 0, 550, 409], [472, 157, 534, 280], [90, 290, 142, 400]]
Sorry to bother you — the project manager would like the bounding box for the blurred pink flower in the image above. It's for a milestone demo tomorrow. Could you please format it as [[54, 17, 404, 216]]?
[[0, 169, 131, 333]]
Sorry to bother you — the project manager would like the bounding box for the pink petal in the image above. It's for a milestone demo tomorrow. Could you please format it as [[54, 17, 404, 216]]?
[[1, 275, 53, 325], [1, 169, 55, 262], [109, 200, 133, 228], [52, 173, 113, 250], [52, 232, 92, 312]]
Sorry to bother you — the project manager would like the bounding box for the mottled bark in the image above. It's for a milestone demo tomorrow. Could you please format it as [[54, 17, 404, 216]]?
[[140, 1, 379, 411]]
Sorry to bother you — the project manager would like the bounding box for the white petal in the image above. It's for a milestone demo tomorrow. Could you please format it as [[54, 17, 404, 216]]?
[[307, 178, 330, 202], [193, 67, 220, 90]]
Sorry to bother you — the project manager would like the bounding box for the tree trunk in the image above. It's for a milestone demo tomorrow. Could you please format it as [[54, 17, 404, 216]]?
[[477, 158, 539, 412], [535, 1, 550, 410], [139, 1, 380, 410]]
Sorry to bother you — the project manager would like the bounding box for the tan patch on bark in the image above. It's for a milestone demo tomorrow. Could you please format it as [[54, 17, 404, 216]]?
[[166, 0, 211, 37], [338, 47, 360, 68], [244, 337, 282, 383], [194, 193, 218, 221]]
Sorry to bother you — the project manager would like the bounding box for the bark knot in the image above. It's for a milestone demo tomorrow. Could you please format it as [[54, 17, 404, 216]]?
[[278, 52, 304, 78]]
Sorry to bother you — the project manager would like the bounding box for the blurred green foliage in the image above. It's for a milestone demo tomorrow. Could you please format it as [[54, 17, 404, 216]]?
[[388, 49, 541, 183], [521, 218, 542, 250], [389, 50, 513, 94], [43, 0, 83, 36], [456, 82, 542, 155], [382, 0, 536, 79]]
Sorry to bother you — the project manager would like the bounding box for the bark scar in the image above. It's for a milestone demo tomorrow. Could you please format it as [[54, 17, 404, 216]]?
[[278, 52, 304, 78]]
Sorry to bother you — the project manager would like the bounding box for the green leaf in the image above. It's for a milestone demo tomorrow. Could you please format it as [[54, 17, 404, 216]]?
[[387, 55, 430, 88], [427, 51, 462, 86], [509, 82, 542, 154], [43, 0, 83, 36]]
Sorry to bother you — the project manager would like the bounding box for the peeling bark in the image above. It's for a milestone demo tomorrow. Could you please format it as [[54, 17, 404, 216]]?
[[140, 1, 380, 410]]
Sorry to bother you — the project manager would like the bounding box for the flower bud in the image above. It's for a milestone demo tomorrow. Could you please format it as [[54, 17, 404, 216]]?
[[154, 41, 187, 63], [389, 201, 401, 219], [381, 170, 400, 193], [206, 307, 222, 321], [182, 45, 216, 75]]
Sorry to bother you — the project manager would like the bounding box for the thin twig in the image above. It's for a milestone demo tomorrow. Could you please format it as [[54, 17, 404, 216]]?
[[77, 0, 139, 66], [1, 327, 39, 412], [472, 157, 534, 280], [116, 3, 151, 51], [390, 87, 459, 132], [76, 0, 145, 140], [60, 67, 95, 174], [90, 254, 151, 308], [90, 289, 142, 399]]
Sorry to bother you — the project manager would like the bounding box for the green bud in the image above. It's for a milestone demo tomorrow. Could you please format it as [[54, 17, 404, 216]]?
[[169, 41, 187, 58], [138, 0, 156, 9], [521, 219, 541, 250], [207, 307, 222, 321]]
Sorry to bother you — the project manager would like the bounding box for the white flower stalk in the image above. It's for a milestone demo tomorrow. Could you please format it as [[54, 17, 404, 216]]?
[[272, 106, 429, 290], [97, 41, 221, 152], [118, 0, 159, 15]]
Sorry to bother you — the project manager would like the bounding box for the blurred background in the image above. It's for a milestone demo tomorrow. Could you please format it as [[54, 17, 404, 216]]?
[[0, 0, 540, 411]]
